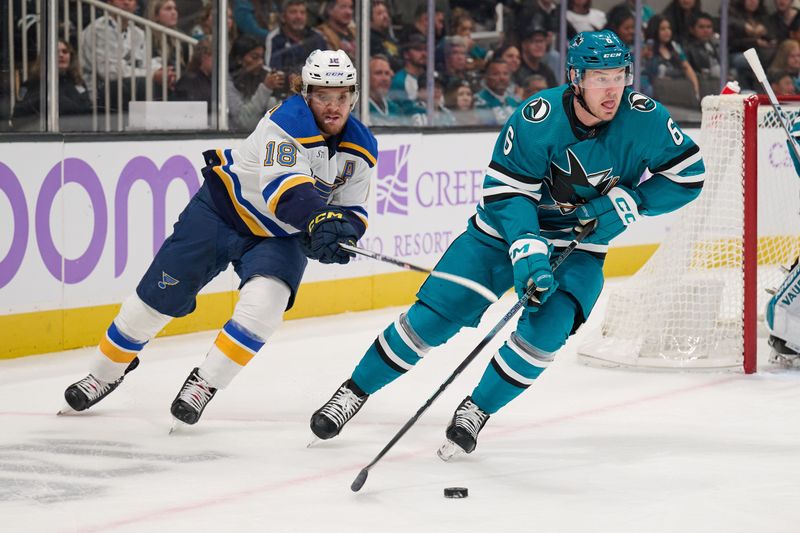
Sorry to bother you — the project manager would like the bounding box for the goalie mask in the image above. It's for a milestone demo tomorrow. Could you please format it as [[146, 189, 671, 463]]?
[[301, 49, 359, 110]]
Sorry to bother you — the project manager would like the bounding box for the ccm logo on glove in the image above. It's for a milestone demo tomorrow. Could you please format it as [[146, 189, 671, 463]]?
[[609, 188, 640, 225], [307, 210, 344, 232], [576, 185, 642, 244]]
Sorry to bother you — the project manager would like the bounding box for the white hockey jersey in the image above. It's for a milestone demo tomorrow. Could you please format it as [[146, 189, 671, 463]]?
[[202, 94, 377, 238]]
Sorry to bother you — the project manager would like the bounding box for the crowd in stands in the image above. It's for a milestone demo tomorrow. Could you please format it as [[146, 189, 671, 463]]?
[[7, 0, 800, 132]]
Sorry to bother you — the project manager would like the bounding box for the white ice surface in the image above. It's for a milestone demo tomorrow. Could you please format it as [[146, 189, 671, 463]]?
[[2, 283, 800, 533]]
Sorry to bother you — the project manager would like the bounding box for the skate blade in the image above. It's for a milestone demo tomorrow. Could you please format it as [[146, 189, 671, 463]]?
[[169, 418, 186, 435], [437, 440, 464, 462], [56, 404, 76, 416]]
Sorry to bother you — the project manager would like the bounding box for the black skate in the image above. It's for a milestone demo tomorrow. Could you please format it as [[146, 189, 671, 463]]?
[[60, 357, 140, 414], [309, 379, 369, 441], [170, 368, 218, 430], [437, 396, 490, 461], [768, 335, 800, 367]]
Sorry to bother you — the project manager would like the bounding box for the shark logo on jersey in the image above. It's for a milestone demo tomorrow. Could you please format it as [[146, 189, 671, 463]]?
[[629, 92, 656, 112], [522, 97, 551, 123], [546, 148, 620, 214]]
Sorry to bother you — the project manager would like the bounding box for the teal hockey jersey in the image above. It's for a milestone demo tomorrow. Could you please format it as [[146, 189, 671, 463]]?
[[473, 85, 705, 252]]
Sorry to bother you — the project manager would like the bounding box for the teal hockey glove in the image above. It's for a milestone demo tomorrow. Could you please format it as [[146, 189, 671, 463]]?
[[509, 235, 557, 309], [576, 185, 643, 244]]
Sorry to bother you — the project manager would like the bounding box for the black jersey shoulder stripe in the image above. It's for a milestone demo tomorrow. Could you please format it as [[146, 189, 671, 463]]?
[[651, 144, 701, 174], [483, 192, 539, 204], [488, 160, 541, 185]]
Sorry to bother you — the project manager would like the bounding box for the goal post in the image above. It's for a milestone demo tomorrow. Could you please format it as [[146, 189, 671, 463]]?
[[577, 94, 800, 373]]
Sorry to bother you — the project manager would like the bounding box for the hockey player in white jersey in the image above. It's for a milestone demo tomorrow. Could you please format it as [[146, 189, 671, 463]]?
[[60, 49, 378, 428], [766, 121, 800, 366]]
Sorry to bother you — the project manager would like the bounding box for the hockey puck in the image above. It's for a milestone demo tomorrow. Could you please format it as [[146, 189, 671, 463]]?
[[444, 487, 468, 498]]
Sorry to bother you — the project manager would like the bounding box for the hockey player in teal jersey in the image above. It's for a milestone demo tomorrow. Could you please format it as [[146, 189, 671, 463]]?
[[310, 30, 706, 457], [765, 119, 800, 366]]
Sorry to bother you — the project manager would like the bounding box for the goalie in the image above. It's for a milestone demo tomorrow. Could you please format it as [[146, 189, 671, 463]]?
[[766, 123, 800, 366]]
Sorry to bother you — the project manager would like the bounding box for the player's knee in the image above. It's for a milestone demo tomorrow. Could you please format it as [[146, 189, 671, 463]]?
[[405, 301, 462, 348], [233, 276, 291, 341], [115, 293, 172, 343], [517, 291, 579, 354]]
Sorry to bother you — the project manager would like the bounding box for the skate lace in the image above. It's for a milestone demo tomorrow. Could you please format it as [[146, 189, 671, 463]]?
[[319, 386, 364, 427], [178, 374, 214, 412], [75, 375, 113, 401], [455, 400, 488, 439]]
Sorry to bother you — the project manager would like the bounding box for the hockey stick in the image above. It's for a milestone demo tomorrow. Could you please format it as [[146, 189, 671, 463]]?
[[350, 220, 598, 492], [743, 48, 800, 164], [339, 243, 498, 303]]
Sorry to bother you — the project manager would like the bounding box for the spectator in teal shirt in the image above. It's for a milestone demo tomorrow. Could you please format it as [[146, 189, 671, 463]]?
[[389, 34, 428, 107], [475, 58, 520, 125], [234, 0, 279, 40], [368, 55, 407, 126]]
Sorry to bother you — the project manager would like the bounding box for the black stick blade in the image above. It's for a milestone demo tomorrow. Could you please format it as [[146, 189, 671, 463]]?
[[351, 469, 369, 492]]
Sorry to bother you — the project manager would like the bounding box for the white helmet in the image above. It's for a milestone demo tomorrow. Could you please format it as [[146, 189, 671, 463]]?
[[301, 49, 359, 109]]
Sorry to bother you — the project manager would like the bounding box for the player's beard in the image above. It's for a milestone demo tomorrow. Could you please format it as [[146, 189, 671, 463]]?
[[316, 112, 348, 136]]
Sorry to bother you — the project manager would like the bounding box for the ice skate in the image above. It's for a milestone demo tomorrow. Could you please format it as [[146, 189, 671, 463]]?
[[309, 379, 369, 440], [437, 396, 490, 462], [169, 368, 217, 430], [58, 357, 140, 415]]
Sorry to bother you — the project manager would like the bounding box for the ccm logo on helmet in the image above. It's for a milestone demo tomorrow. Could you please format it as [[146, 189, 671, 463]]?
[[603, 53, 622, 58]]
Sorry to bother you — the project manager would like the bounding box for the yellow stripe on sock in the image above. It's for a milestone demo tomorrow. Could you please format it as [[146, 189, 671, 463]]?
[[214, 331, 254, 366], [98, 336, 138, 364]]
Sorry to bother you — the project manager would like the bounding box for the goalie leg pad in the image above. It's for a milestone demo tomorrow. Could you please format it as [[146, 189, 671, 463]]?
[[766, 258, 800, 355], [199, 276, 290, 389], [351, 302, 462, 394]]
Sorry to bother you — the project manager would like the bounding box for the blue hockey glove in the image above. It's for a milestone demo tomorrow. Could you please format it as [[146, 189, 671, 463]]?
[[509, 235, 557, 310], [304, 207, 358, 264], [576, 185, 643, 244]]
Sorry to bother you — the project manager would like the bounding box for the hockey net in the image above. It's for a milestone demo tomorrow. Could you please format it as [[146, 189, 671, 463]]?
[[577, 94, 800, 373]]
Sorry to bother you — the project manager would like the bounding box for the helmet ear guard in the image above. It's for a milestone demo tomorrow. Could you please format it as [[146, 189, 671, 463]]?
[[301, 49, 360, 110]]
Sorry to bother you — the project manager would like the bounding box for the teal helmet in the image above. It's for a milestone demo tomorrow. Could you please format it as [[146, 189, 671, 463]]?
[[566, 30, 633, 86]]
